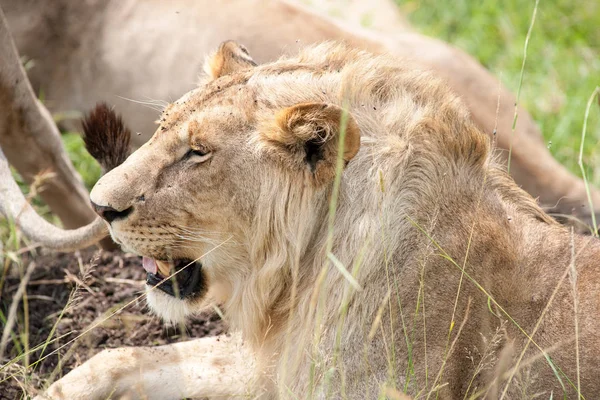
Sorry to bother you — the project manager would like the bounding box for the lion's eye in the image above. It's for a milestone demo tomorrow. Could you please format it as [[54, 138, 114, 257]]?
[[186, 149, 212, 163]]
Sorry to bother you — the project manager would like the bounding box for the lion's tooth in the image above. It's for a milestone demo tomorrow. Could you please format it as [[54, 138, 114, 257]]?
[[156, 260, 173, 277]]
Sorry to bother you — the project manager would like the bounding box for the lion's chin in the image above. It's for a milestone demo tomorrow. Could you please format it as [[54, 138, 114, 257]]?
[[141, 257, 209, 324], [145, 289, 194, 324]]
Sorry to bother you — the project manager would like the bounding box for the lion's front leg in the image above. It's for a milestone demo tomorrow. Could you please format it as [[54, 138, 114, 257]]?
[[35, 333, 257, 400]]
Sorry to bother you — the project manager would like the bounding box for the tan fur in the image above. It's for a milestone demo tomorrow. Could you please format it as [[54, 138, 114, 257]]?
[[265, 102, 361, 185], [41, 43, 600, 400], [204, 40, 257, 79]]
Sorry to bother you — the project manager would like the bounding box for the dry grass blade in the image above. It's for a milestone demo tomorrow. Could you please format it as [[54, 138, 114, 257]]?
[[506, 0, 539, 174], [327, 252, 362, 291], [577, 86, 600, 236], [368, 289, 392, 340], [484, 339, 515, 399], [0, 262, 36, 359], [568, 228, 581, 397], [426, 297, 471, 400]]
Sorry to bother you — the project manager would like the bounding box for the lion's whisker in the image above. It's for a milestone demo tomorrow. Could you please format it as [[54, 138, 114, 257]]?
[[173, 234, 225, 244], [116, 96, 168, 113], [174, 227, 231, 235]]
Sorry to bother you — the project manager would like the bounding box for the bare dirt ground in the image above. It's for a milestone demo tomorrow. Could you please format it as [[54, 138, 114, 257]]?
[[0, 248, 225, 399]]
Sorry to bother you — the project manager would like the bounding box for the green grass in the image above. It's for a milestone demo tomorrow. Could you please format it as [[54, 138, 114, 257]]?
[[397, 0, 600, 184], [61, 132, 102, 191]]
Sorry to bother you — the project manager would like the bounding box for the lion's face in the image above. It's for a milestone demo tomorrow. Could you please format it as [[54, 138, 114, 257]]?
[[89, 42, 360, 322], [90, 78, 264, 320]]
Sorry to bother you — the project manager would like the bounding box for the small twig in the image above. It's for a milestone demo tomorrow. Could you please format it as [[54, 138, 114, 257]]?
[[0, 262, 36, 358], [27, 278, 69, 286], [26, 295, 58, 303], [63, 269, 95, 295], [15, 243, 42, 255], [103, 277, 144, 286]]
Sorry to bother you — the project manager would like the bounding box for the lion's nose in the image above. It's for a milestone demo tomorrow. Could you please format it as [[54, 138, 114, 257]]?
[[91, 201, 133, 223]]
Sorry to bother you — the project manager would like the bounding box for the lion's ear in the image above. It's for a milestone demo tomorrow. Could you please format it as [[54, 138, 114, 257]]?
[[262, 102, 361, 185], [204, 41, 257, 79]]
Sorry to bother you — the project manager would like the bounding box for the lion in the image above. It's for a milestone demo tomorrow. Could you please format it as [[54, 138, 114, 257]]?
[[36, 41, 600, 399]]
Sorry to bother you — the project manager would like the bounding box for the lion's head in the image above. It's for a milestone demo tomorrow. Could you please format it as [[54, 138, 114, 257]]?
[[89, 40, 501, 345], [89, 41, 369, 325], [89, 41, 489, 330]]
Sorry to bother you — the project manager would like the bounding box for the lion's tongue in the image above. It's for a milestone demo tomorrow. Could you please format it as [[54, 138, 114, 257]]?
[[142, 257, 172, 277], [142, 257, 157, 274]]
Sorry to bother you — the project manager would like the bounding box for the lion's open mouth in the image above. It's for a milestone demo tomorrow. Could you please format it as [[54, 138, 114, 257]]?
[[142, 257, 204, 299]]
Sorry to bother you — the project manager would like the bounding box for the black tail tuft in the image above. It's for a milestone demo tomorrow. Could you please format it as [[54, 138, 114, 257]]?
[[82, 103, 131, 172]]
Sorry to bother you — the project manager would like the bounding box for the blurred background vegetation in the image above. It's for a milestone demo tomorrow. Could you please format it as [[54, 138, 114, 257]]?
[[396, 0, 600, 184]]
